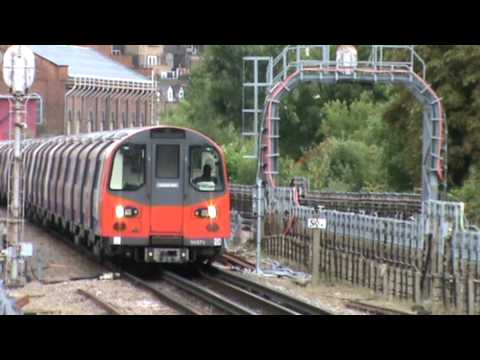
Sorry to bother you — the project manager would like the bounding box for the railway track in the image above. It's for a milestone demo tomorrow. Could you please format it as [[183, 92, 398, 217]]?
[[345, 300, 413, 316], [164, 269, 302, 315], [27, 220, 334, 316], [77, 289, 123, 315], [230, 185, 422, 219], [206, 266, 333, 315], [219, 252, 257, 271], [121, 271, 203, 315], [28, 223, 202, 315]]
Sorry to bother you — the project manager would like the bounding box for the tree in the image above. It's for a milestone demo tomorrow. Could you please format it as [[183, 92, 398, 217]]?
[[281, 93, 389, 192], [384, 45, 480, 188]]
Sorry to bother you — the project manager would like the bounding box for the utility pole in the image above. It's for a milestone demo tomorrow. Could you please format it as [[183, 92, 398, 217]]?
[[1, 45, 35, 287]]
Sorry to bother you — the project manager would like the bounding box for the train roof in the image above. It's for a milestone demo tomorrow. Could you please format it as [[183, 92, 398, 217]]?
[[0, 127, 223, 151]]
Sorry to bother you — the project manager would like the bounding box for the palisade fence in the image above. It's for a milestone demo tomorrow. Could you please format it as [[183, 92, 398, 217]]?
[[231, 185, 480, 314]]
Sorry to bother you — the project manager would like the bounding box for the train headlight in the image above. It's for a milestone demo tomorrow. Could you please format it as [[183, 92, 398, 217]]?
[[115, 205, 125, 219], [207, 205, 217, 219]]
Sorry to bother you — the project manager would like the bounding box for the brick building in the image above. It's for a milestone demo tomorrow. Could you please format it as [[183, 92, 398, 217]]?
[[117, 45, 204, 76], [110, 45, 204, 119], [0, 45, 155, 139]]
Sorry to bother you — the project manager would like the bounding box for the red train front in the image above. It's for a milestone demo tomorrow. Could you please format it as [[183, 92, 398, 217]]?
[[0, 126, 231, 265], [100, 127, 231, 264]]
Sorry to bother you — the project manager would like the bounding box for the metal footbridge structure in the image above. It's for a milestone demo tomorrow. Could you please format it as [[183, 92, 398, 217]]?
[[242, 45, 447, 202]]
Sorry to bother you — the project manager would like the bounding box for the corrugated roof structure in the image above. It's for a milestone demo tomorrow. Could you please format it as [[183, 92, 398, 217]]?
[[30, 45, 150, 83]]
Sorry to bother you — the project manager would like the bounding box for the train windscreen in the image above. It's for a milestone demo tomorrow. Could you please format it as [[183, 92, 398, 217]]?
[[109, 144, 146, 191], [189, 145, 224, 192]]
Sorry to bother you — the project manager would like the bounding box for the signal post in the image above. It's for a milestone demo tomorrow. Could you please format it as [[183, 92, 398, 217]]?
[[1, 45, 35, 287]]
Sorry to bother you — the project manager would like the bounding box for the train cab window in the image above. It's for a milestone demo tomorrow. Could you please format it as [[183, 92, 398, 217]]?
[[156, 145, 179, 179], [109, 144, 146, 191], [189, 146, 224, 192]]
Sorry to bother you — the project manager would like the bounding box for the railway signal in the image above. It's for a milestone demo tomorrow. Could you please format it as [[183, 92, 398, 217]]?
[[1, 45, 35, 287]]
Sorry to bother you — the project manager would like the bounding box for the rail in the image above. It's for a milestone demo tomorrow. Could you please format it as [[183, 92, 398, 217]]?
[[208, 266, 333, 315], [230, 184, 422, 220], [121, 272, 202, 315], [345, 300, 414, 316], [77, 288, 123, 315], [198, 271, 299, 315], [231, 181, 480, 313], [28, 221, 202, 315], [161, 270, 256, 315]]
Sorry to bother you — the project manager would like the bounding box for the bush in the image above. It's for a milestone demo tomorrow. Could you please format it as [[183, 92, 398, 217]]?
[[450, 166, 480, 225]]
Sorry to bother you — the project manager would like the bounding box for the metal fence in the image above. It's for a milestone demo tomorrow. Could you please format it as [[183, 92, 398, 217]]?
[[231, 184, 422, 220], [231, 184, 480, 314]]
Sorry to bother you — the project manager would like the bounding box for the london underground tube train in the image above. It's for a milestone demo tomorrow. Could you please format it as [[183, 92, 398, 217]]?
[[0, 126, 231, 265]]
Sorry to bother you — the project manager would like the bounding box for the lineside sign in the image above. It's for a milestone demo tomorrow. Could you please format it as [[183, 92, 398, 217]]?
[[307, 218, 327, 230]]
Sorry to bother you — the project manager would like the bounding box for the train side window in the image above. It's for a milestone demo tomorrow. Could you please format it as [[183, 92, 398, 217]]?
[[189, 146, 224, 192], [109, 144, 146, 191], [155, 145, 179, 179]]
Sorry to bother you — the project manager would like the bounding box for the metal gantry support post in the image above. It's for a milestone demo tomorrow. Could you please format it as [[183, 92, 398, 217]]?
[[255, 179, 264, 274], [1, 45, 36, 287], [242, 57, 272, 160], [244, 45, 446, 203], [5, 97, 26, 285]]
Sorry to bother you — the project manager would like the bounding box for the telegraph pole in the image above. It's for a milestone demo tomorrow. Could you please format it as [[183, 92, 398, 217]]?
[[1, 45, 35, 287]]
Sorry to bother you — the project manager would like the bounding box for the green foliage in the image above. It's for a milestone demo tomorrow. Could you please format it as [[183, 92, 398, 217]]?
[[385, 45, 480, 187], [450, 166, 480, 225], [162, 45, 480, 222], [280, 94, 389, 192], [222, 140, 256, 184], [184, 45, 284, 130]]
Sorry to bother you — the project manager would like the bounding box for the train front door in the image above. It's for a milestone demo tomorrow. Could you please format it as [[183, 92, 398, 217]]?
[[149, 142, 184, 235]]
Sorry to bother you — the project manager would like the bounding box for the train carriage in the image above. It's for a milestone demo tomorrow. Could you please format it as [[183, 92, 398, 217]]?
[[0, 126, 231, 264]]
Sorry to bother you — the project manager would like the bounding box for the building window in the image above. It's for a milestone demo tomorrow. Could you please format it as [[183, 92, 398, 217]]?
[[112, 45, 122, 55], [187, 45, 198, 55], [167, 86, 174, 103], [146, 55, 158, 68], [178, 87, 184, 100], [166, 53, 174, 69], [29, 94, 44, 125]]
